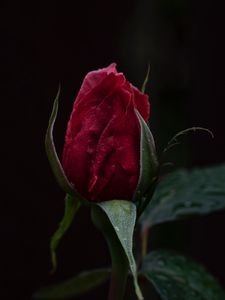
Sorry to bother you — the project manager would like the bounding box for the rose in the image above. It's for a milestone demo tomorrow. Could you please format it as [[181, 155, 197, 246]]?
[[62, 63, 150, 202]]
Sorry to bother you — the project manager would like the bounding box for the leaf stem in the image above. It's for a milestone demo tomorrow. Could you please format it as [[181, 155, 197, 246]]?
[[141, 225, 149, 261]]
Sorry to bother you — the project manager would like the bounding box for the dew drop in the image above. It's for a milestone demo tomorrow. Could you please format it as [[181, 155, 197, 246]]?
[[87, 146, 94, 154], [115, 226, 119, 232], [184, 200, 192, 207], [157, 260, 165, 266]]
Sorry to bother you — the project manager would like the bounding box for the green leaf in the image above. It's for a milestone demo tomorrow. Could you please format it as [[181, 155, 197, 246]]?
[[50, 194, 80, 273], [91, 200, 143, 300], [33, 268, 110, 299], [45, 86, 75, 195], [141, 250, 225, 300], [134, 110, 159, 217], [140, 164, 225, 228]]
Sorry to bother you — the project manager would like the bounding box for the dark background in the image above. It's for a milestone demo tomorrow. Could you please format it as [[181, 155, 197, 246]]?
[[1, 1, 225, 299]]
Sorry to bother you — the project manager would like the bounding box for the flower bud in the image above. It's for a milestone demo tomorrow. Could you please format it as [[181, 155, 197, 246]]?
[[62, 63, 150, 202]]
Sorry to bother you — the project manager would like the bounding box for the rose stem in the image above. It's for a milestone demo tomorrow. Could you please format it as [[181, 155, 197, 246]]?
[[107, 234, 129, 300]]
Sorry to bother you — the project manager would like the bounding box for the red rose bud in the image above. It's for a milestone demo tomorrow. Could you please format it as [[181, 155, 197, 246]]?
[[62, 63, 150, 202]]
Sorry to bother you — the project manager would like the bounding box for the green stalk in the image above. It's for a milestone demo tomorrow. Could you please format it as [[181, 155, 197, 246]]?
[[106, 231, 129, 300], [91, 205, 129, 300]]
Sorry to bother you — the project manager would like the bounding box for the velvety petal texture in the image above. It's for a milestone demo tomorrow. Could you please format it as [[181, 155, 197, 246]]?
[[62, 63, 150, 201]]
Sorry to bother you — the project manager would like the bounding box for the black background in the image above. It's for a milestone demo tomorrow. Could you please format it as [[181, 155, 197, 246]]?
[[1, 1, 225, 299]]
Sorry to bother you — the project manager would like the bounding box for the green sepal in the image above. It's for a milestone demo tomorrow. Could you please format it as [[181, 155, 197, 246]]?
[[45, 86, 75, 195], [140, 250, 225, 300], [33, 268, 110, 299], [50, 194, 80, 274], [162, 126, 213, 156], [91, 200, 143, 300], [141, 63, 150, 93], [134, 110, 159, 217]]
